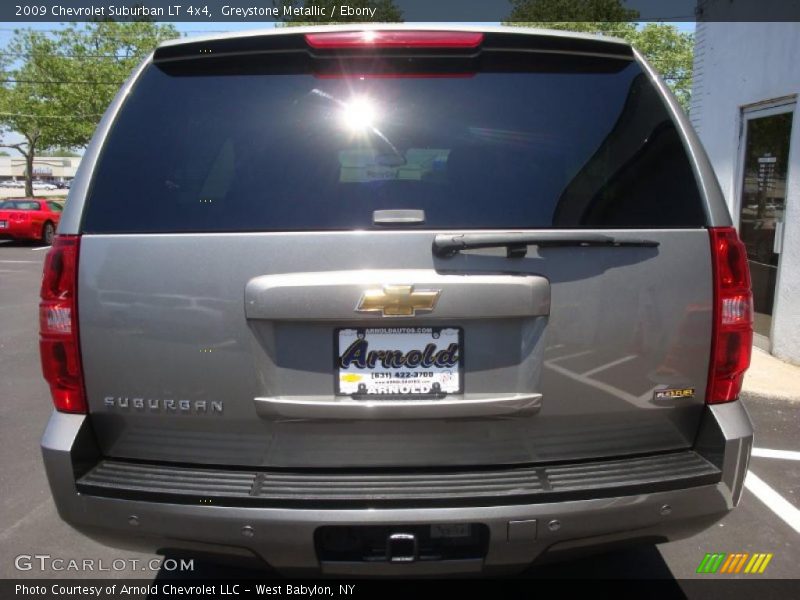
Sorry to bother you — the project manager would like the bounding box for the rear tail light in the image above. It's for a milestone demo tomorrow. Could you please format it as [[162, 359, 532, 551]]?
[[305, 30, 484, 49], [707, 227, 753, 404], [39, 235, 86, 413]]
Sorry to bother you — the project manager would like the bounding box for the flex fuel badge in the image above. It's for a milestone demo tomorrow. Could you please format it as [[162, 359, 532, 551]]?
[[654, 388, 696, 400]]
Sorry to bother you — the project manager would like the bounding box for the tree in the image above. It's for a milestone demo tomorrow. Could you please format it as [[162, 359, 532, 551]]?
[[0, 22, 177, 196], [505, 1, 694, 111], [39, 148, 81, 157], [507, 0, 637, 25], [276, 0, 402, 25], [630, 23, 694, 110], [0, 31, 68, 196]]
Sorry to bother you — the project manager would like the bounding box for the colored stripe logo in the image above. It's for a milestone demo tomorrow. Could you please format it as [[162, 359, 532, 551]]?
[[696, 552, 773, 574]]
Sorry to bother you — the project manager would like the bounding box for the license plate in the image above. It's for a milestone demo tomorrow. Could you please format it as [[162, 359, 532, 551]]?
[[0, 221, 6, 228], [336, 327, 463, 396]]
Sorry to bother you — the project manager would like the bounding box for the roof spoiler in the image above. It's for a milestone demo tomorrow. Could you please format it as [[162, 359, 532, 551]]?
[[153, 29, 634, 64]]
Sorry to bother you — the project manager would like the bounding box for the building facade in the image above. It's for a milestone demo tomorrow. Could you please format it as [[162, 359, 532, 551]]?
[[0, 155, 81, 182], [691, 20, 800, 363]]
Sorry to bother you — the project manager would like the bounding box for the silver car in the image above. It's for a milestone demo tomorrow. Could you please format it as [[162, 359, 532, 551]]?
[[40, 25, 754, 576]]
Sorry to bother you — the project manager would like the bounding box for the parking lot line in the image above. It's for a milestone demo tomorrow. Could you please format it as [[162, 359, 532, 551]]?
[[31, 246, 49, 251], [581, 354, 637, 376], [744, 470, 800, 534], [0, 260, 39, 264], [752, 447, 800, 461], [545, 349, 593, 364], [544, 358, 651, 408]]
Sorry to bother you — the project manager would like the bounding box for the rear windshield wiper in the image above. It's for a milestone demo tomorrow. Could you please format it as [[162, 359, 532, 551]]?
[[433, 232, 660, 258]]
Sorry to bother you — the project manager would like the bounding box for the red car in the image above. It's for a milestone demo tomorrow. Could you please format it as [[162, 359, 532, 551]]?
[[0, 198, 62, 244]]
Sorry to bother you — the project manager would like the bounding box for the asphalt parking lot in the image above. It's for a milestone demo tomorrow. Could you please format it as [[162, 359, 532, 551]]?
[[1, 239, 798, 585]]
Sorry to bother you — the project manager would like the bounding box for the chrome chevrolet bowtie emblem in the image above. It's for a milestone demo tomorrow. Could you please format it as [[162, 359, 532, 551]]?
[[356, 285, 441, 317]]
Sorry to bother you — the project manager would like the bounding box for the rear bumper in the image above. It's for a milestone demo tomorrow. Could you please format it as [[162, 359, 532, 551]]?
[[42, 402, 752, 575]]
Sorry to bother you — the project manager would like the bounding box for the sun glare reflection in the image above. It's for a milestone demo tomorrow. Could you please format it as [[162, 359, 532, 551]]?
[[341, 96, 377, 132]]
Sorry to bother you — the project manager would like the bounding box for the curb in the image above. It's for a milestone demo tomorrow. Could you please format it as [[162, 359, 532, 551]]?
[[740, 347, 800, 403]]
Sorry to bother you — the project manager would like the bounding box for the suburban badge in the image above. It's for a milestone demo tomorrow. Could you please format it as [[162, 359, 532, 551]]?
[[103, 396, 223, 415]]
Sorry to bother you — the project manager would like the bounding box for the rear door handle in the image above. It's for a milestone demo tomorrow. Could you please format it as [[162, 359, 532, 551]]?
[[245, 270, 550, 320]]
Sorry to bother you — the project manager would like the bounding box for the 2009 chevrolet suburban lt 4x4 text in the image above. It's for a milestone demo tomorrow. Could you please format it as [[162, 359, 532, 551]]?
[[40, 25, 754, 576]]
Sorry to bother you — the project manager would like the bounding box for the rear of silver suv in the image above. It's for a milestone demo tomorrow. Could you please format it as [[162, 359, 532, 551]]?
[[40, 26, 754, 576]]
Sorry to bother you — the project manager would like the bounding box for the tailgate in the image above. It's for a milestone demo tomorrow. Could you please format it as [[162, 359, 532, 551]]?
[[78, 229, 711, 467]]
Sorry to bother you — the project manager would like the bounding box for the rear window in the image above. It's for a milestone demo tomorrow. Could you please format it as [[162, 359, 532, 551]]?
[[1, 200, 40, 210], [82, 52, 706, 233]]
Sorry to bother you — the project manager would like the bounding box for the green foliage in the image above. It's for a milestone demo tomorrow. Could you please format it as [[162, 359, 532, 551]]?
[[0, 22, 177, 195], [505, 1, 694, 112], [276, 0, 403, 25], [39, 148, 81, 157], [508, 0, 638, 23], [630, 23, 694, 110]]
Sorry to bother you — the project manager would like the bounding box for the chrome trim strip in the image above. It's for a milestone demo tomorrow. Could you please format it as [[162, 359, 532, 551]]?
[[253, 393, 542, 420]]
